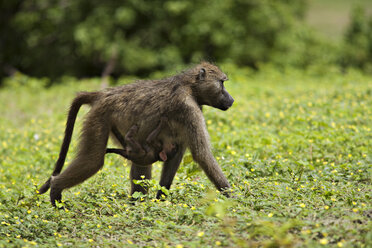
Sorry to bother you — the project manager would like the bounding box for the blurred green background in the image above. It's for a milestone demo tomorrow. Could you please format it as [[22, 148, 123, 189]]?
[[1, 0, 372, 81]]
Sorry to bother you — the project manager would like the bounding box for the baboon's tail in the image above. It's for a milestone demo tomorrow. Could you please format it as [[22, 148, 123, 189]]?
[[38, 92, 100, 194]]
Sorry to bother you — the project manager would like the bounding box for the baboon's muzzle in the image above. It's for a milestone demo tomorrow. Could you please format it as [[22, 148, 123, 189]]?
[[219, 95, 234, 111]]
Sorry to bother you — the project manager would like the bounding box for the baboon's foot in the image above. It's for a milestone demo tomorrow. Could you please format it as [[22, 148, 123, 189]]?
[[50, 188, 63, 208], [156, 189, 168, 201]]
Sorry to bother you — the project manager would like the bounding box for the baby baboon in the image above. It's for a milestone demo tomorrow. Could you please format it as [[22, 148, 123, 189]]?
[[106, 117, 177, 165], [38, 62, 234, 206]]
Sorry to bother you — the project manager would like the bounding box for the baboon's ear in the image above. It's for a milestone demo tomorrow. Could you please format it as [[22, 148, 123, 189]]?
[[198, 68, 206, 81]]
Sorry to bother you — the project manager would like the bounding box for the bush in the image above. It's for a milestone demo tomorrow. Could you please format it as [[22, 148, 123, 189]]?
[[271, 25, 340, 71], [1, 0, 307, 79], [341, 6, 372, 73]]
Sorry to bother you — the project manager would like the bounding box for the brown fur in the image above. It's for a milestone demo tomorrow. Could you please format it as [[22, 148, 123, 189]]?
[[106, 117, 177, 164], [38, 62, 234, 206]]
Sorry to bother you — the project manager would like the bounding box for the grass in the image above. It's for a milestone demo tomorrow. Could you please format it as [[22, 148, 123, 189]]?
[[0, 66, 371, 247]]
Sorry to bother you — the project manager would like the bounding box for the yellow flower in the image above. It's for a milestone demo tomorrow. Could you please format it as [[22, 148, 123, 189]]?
[[197, 231, 204, 237], [352, 208, 358, 213], [268, 213, 274, 218], [337, 242, 344, 247], [299, 203, 306, 208], [324, 206, 329, 210], [319, 238, 328, 245], [127, 240, 133, 244], [176, 245, 184, 248], [215, 241, 221, 246]]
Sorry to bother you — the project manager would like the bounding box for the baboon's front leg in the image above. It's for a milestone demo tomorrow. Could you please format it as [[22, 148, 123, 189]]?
[[156, 145, 186, 199], [185, 110, 231, 194]]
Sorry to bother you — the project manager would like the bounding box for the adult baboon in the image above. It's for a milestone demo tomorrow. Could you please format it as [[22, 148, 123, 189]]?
[[38, 62, 234, 206], [106, 117, 177, 164]]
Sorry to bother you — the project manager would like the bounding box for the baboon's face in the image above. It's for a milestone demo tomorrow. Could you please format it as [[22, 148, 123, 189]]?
[[196, 66, 234, 111]]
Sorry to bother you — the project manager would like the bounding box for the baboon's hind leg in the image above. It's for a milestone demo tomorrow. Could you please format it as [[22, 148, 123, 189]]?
[[130, 163, 152, 195], [49, 117, 109, 206], [156, 145, 185, 199]]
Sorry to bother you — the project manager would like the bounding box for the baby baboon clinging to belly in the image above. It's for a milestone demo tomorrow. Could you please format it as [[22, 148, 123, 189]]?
[[106, 117, 177, 165]]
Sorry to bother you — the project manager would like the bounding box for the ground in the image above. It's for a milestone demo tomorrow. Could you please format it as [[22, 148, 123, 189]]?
[[0, 65, 371, 247]]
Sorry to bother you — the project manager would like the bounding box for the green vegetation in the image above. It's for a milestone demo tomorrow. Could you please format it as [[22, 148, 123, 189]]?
[[0, 66, 371, 247], [2, 1, 372, 80], [1, 0, 306, 78], [1, 1, 371, 247], [306, 0, 372, 39]]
